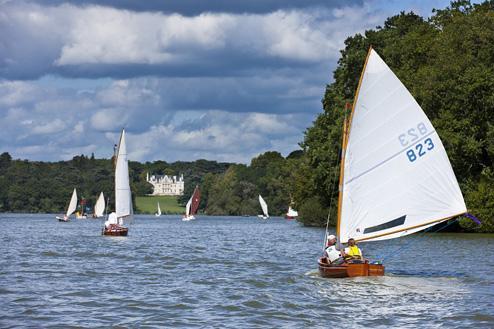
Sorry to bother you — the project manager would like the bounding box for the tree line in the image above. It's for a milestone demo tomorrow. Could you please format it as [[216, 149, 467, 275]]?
[[293, 0, 494, 233], [1, 1, 492, 232]]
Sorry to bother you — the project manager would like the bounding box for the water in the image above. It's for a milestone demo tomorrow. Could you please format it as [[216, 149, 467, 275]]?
[[0, 214, 493, 328]]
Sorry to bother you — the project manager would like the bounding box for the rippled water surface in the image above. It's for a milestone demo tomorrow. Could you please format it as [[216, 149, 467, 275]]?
[[1, 214, 493, 328]]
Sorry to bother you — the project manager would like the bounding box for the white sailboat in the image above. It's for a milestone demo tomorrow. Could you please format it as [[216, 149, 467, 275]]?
[[182, 185, 200, 221], [286, 206, 298, 219], [155, 202, 161, 217], [319, 47, 469, 278], [103, 129, 133, 236], [56, 188, 77, 222], [93, 192, 105, 218], [258, 194, 269, 219]]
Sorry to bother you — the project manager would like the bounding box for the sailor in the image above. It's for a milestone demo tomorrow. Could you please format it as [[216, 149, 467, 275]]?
[[344, 238, 363, 262], [324, 235, 345, 265], [105, 212, 118, 228]]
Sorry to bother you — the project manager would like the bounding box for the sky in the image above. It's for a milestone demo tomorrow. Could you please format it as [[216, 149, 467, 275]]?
[[0, 0, 458, 163]]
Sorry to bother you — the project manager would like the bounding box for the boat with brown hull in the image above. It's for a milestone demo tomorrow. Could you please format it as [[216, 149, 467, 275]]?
[[317, 47, 472, 278], [102, 224, 128, 236], [318, 257, 384, 278]]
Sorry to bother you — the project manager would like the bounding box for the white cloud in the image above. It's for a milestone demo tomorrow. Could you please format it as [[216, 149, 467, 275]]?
[[0, 1, 386, 78], [31, 118, 65, 134]]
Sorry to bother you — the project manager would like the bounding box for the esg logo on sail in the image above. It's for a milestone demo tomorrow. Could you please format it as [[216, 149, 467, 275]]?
[[398, 122, 435, 162]]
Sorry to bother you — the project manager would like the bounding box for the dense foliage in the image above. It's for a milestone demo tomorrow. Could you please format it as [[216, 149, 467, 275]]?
[[0, 152, 229, 214], [295, 0, 494, 232]]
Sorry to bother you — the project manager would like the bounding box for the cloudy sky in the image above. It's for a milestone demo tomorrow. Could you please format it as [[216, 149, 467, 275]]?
[[0, 0, 456, 163]]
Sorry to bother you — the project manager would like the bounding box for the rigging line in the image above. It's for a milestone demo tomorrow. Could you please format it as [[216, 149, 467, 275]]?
[[380, 217, 460, 262], [322, 107, 347, 251]]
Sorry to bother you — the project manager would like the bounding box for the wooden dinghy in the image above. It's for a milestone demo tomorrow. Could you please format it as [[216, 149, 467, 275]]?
[[102, 224, 128, 236], [317, 47, 470, 278], [318, 257, 384, 278]]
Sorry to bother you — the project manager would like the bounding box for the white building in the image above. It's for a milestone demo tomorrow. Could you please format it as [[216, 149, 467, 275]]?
[[147, 173, 184, 196]]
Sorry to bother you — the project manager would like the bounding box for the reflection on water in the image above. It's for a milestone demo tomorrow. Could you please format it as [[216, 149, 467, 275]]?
[[0, 214, 492, 328]]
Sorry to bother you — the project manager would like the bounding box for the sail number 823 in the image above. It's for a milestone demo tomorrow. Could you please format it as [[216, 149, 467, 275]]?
[[406, 138, 434, 162]]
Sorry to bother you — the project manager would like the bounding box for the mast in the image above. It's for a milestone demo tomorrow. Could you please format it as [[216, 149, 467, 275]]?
[[336, 46, 373, 242]]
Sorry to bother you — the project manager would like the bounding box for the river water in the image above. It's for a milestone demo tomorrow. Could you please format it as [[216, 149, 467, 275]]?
[[0, 214, 492, 328]]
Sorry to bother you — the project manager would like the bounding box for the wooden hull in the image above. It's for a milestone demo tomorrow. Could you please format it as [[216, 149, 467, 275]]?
[[318, 257, 384, 278], [102, 225, 128, 236]]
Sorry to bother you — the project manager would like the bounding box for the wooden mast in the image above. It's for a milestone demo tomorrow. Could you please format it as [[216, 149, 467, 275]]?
[[336, 46, 373, 243]]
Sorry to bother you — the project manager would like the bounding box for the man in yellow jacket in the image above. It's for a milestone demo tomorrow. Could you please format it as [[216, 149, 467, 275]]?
[[344, 238, 363, 261]]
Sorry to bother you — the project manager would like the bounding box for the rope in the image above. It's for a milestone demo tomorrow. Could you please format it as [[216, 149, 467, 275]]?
[[379, 218, 460, 262]]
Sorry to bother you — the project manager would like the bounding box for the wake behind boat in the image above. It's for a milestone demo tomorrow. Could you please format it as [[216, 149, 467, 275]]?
[[319, 47, 471, 278], [56, 188, 77, 222], [102, 129, 133, 236]]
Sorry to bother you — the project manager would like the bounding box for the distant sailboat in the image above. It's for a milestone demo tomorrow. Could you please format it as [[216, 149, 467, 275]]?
[[319, 47, 470, 278], [285, 206, 298, 220], [93, 192, 105, 218], [258, 195, 269, 219], [103, 129, 133, 236], [76, 197, 87, 219], [56, 188, 77, 222], [183, 185, 200, 221], [155, 202, 161, 217]]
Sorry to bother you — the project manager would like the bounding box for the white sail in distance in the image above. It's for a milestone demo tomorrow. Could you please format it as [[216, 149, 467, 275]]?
[[156, 202, 161, 216], [115, 129, 133, 220], [94, 192, 105, 217], [185, 197, 192, 216], [66, 188, 78, 217], [259, 195, 269, 217], [287, 207, 298, 217], [339, 48, 466, 244]]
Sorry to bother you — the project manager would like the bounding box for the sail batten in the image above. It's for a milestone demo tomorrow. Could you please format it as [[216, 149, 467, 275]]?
[[339, 48, 466, 244]]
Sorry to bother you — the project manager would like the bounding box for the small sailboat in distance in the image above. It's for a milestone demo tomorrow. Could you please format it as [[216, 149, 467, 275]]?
[[319, 47, 472, 278], [155, 202, 161, 217], [103, 129, 132, 236], [56, 188, 77, 222], [285, 206, 298, 220], [257, 194, 269, 219], [93, 192, 105, 218], [183, 185, 200, 221]]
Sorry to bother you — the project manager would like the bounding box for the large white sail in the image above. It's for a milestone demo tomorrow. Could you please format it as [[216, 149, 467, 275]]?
[[115, 129, 133, 220], [339, 48, 466, 243], [94, 192, 105, 217], [66, 188, 78, 217], [259, 195, 269, 217]]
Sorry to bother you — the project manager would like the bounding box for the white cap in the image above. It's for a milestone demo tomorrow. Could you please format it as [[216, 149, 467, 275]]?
[[327, 234, 336, 240]]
